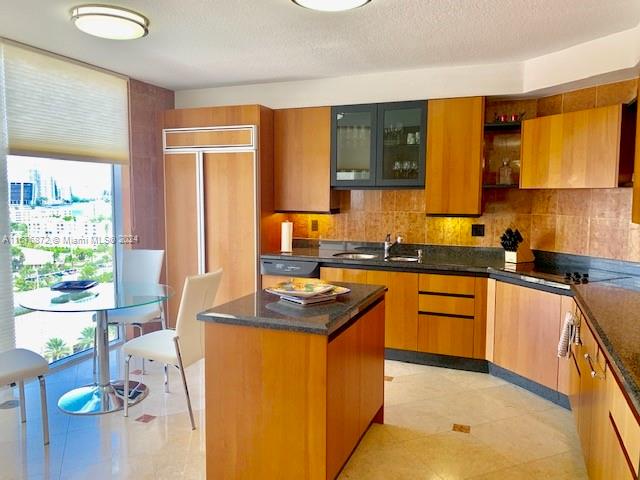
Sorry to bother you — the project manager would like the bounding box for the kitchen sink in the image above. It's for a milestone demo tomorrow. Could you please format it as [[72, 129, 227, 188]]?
[[333, 252, 378, 260], [386, 256, 419, 262]]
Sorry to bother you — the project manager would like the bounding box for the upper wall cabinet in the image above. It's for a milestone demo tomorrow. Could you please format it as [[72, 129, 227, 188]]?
[[425, 97, 485, 216], [520, 104, 629, 189], [274, 107, 340, 213], [331, 101, 427, 189]]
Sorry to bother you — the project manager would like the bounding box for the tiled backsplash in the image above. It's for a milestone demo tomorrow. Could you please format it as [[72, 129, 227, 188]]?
[[286, 188, 639, 262]]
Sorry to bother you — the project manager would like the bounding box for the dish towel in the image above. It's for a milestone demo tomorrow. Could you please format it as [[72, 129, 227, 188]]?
[[558, 311, 579, 358]]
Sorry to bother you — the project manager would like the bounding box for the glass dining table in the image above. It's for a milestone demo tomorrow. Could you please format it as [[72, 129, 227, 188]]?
[[19, 282, 171, 416]]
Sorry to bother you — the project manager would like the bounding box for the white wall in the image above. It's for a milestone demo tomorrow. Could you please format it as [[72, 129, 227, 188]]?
[[176, 23, 640, 109]]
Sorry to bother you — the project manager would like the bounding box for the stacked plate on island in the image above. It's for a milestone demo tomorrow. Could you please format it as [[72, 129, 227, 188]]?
[[266, 281, 350, 306]]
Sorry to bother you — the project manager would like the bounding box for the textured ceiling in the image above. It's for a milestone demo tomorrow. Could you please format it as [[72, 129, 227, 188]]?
[[1, 0, 639, 90]]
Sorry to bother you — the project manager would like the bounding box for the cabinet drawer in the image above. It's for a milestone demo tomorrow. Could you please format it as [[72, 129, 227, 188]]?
[[419, 274, 476, 295], [417, 314, 474, 358], [165, 127, 254, 149], [419, 294, 475, 317], [608, 373, 640, 477]]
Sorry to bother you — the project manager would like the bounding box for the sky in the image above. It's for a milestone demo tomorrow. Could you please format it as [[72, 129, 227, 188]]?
[[7, 155, 112, 199]]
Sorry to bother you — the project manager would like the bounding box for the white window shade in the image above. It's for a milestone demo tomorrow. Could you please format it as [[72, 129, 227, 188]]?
[[4, 42, 129, 164], [0, 44, 16, 353]]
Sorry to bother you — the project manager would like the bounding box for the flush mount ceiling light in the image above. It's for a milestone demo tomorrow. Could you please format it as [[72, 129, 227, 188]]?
[[292, 0, 371, 12], [70, 4, 149, 40]]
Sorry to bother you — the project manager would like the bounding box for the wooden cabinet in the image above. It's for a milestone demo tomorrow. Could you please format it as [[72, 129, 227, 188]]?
[[204, 297, 384, 480], [425, 97, 484, 215], [164, 152, 200, 324], [607, 368, 640, 479], [163, 106, 274, 326], [367, 271, 419, 351], [520, 105, 622, 188], [327, 300, 384, 480], [417, 273, 486, 359], [567, 308, 640, 480], [320, 267, 418, 350], [274, 107, 339, 213], [321, 268, 486, 357], [557, 296, 576, 395], [165, 126, 254, 149], [493, 282, 562, 390]]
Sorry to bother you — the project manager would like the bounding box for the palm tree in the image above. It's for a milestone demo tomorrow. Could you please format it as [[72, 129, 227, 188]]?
[[75, 326, 95, 351], [44, 337, 71, 362]]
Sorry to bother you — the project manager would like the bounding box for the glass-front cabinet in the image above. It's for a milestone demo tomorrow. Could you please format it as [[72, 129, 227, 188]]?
[[331, 104, 378, 187], [331, 101, 426, 188]]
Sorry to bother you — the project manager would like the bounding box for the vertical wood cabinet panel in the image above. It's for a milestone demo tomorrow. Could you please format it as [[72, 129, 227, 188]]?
[[557, 296, 577, 395], [568, 351, 582, 420], [484, 279, 497, 362], [520, 105, 622, 188], [164, 153, 199, 326], [204, 152, 257, 306], [358, 300, 385, 432], [327, 300, 384, 480], [473, 278, 488, 359], [576, 325, 597, 463], [326, 317, 362, 480], [425, 97, 484, 215], [586, 361, 610, 480], [274, 107, 339, 212], [493, 282, 562, 390], [367, 271, 418, 351]]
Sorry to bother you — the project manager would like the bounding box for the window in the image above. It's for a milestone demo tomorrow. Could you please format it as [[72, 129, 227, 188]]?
[[9, 156, 118, 363]]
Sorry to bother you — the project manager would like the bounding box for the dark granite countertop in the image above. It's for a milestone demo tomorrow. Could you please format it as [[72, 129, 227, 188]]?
[[197, 282, 385, 336], [261, 244, 506, 275], [262, 242, 640, 415], [573, 280, 640, 416]]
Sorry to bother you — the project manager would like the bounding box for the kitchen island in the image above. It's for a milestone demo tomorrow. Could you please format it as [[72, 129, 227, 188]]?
[[197, 282, 386, 480]]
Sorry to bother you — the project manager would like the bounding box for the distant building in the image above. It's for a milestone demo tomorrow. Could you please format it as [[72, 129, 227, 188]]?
[[10, 182, 34, 206]]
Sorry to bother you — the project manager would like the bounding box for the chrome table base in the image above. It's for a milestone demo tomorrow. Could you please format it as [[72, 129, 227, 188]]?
[[58, 381, 149, 415], [57, 310, 149, 415]]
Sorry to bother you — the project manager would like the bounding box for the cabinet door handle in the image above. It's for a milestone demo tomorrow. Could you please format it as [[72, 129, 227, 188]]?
[[584, 353, 604, 379]]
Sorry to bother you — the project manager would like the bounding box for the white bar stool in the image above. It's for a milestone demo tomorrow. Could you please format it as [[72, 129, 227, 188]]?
[[0, 348, 50, 445]]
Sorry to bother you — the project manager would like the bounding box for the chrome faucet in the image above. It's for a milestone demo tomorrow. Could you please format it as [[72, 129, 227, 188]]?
[[384, 233, 403, 258]]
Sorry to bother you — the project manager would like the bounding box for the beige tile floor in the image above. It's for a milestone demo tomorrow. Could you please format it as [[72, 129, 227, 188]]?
[[0, 354, 587, 480]]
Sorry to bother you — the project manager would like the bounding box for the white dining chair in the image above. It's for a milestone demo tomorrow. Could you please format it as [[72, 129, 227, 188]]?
[[122, 269, 222, 430], [0, 348, 49, 445], [93, 249, 165, 376]]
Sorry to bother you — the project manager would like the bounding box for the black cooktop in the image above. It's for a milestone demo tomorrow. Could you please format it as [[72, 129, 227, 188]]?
[[489, 263, 630, 290]]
